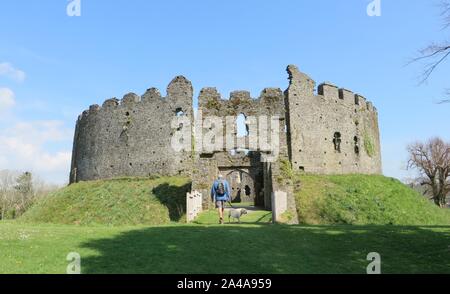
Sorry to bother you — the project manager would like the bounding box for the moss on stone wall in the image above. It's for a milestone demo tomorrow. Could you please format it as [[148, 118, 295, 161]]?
[[277, 158, 295, 185], [205, 98, 220, 111], [364, 132, 375, 158], [195, 182, 209, 190], [230, 97, 251, 109]]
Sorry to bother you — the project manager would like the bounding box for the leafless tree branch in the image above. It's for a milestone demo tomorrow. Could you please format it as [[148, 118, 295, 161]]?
[[410, 1, 450, 103], [415, 45, 450, 84], [440, 0, 450, 28]]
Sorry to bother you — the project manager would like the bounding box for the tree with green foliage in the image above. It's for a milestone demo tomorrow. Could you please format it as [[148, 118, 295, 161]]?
[[407, 137, 450, 208]]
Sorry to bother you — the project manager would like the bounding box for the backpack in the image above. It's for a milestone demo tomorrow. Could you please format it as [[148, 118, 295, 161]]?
[[216, 180, 225, 196]]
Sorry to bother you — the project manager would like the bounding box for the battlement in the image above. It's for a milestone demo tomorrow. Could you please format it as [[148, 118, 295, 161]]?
[[317, 82, 338, 99], [230, 90, 251, 101], [353, 94, 377, 112], [339, 88, 353, 101], [78, 76, 193, 122], [316, 82, 376, 112], [286, 65, 377, 114], [142, 87, 162, 100], [198, 87, 284, 110]]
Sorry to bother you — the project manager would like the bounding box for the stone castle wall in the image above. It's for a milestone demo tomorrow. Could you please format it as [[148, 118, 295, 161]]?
[[70, 76, 194, 183], [285, 65, 382, 174], [70, 65, 382, 185], [192, 87, 289, 209]]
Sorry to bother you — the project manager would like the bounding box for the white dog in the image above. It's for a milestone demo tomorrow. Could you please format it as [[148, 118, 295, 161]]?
[[228, 208, 248, 223]]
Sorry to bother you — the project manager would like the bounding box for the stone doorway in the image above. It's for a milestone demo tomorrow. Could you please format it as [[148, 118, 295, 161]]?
[[221, 168, 263, 206]]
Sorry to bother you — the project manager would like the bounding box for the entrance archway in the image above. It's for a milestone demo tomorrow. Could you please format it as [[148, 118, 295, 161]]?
[[224, 169, 257, 204]]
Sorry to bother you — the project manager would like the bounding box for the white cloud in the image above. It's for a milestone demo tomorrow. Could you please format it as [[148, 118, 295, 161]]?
[[0, 87, 15, 111], [0, 120, 73, 184], [0, 62, 26, 82], [0, 62, 71, 184]]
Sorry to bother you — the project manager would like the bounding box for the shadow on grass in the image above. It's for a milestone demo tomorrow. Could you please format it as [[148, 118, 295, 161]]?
[[152, 183, 191, 222], [80, 224, 450, 274]]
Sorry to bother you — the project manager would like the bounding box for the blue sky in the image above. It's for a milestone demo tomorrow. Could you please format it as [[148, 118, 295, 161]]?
[[0, 0, 449, 184]]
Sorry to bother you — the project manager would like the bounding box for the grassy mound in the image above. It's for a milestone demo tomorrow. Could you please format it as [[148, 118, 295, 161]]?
[[20, 177, 191, 226], [295, 174, 450, 225]]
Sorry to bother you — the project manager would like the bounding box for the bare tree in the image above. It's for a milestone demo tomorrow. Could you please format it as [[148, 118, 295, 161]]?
[[407, 137, 450, 207], [412, 1, 450, 102], [0, 170, 16, 219], [0, 170, 59, 220]]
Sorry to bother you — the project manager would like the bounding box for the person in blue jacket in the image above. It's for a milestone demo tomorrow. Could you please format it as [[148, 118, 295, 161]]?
[[210, 174, 231, 224]]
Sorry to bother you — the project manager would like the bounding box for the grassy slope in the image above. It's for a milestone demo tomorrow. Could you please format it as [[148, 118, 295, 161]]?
[[1, 221, 449, 274], [20, 177, 191, 226], [295, 174, 450, 225]]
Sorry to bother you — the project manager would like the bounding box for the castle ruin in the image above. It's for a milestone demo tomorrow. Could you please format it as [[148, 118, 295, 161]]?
[[70, 65, 381, 222]]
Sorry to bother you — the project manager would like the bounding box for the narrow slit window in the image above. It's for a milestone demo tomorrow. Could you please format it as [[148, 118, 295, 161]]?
[[333, 132, 342, 153], [354, 136, 360, 155]]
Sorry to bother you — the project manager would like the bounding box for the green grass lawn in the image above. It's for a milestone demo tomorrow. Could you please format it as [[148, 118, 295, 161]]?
[[8, 174, 450, 274], [1, 221, 449, 274]]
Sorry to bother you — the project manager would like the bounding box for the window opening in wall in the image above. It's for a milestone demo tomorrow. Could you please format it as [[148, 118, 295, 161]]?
[[354, 136, 360, 155], [175, 108, 184, 117], [333, 132, 342, 153], [244, 185, 251, 196], [236, 113, 249, 137]]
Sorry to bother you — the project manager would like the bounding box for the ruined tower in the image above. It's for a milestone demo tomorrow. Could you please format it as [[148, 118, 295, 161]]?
[[285, 65, 382, 175], [70, 76, 194, 183]]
